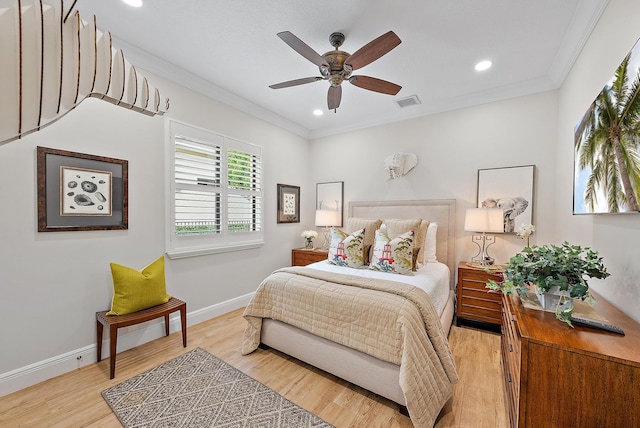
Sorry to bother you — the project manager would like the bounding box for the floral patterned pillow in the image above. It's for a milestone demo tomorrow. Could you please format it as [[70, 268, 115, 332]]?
[[369, 229, 415, 275], [328, 228, 366, 268]]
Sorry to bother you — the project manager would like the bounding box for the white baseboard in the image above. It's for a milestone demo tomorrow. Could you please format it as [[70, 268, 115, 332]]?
[[0, 293, 254, 398]]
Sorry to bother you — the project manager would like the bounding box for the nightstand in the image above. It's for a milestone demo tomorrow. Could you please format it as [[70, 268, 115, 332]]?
[[291, 248, 328, 266], [456, 261, 504, 329]]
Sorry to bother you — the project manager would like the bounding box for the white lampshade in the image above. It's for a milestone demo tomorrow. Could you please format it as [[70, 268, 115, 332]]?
[[464, 208, 503, 233], [315, 209, 339, 227]]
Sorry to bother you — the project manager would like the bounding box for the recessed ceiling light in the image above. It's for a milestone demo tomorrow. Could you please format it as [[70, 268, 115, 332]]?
[[313, 109, 323, 116], [122, 0, 143, 7], [475, 60, 492, 71]]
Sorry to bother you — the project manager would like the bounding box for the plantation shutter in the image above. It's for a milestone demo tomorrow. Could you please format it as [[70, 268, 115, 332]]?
[[174, 136, 222, 236], [227, 139, 262, 233], [167, 121, 264, 258]]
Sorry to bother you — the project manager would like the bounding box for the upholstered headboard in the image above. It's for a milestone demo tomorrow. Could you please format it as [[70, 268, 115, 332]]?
[[349, 199, 456, 289]]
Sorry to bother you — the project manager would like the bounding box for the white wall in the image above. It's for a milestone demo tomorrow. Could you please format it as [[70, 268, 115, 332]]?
[[0, 75, 311, 393], [311, 90, 559, 267], [556, 0, 640, 322], [3, 0, 640, 396], [310, 0, 640, 325]]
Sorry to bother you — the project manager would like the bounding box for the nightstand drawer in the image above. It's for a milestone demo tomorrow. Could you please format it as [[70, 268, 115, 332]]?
[[459, 287, 502, 302], [458, 299, 502, 323], [291, 248, 328, 266], [459, 270, 503, 288], [456, 262, 504, 328]]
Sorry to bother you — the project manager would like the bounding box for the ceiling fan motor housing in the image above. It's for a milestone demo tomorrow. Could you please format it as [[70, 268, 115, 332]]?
[[321, 50, 352, 83], [320, 32, 352, 85]]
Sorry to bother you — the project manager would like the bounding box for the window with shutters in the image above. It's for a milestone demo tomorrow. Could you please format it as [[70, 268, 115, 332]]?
[[166, 121, 264, 258]]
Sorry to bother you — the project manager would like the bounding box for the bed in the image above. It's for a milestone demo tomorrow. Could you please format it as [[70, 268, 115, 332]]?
[[242, 199, 458, 427]]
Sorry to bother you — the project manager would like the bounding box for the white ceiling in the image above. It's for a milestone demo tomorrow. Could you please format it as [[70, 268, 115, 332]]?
[[75, 0, 608, 139]]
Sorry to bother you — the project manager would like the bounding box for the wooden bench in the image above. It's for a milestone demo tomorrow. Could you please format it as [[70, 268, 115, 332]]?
[[96, 297, 187, 379]]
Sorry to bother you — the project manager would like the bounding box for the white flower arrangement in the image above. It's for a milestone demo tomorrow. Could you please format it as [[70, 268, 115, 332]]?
[[301, 230, 318, 239], [516, 223, 535, 246]]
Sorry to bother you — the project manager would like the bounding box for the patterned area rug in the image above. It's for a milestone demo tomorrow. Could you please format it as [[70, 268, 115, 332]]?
[[102, 347, 334, 428]]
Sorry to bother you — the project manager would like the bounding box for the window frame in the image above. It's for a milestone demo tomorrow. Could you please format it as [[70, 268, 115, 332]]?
[[165, 120, 264, 259]]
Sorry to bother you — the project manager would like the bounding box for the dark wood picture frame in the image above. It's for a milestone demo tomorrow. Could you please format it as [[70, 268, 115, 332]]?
[[277, 183, 300, 224], [37, 146, 128, 232]]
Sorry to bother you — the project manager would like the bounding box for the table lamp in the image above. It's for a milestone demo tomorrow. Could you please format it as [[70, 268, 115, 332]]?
[[315, 209, 339, 250], [464, 207, 503, 265]]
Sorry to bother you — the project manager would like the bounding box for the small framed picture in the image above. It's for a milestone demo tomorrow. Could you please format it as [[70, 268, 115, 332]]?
[[277, 183, 300, 224], [37, 146, 128, 232], [477, 165, 535, 233]]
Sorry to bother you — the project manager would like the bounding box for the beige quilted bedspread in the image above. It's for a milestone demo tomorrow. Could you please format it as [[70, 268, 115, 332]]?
[[242, 266, 459, 427]]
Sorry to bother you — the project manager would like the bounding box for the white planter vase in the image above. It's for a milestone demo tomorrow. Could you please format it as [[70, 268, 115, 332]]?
[[535, 285, 573, 312]]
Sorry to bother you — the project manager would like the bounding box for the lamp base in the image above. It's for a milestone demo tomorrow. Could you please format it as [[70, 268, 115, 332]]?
[[470, 257, 495, 266], [321, 227, 331, 250], [469, 233, 497, 265]]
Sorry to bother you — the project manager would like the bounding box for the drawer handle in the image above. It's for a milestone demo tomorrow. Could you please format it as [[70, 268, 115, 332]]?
[[507, 373, 512, 383], [509, 344, 513, 353]]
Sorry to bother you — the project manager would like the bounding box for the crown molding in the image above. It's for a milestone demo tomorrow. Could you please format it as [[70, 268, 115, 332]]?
[[548, 0, 609, 86], [111, 36, 312, 139]]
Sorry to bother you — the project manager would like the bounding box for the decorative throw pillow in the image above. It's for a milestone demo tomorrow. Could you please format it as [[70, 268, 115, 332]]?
[[107, 256, 172, 316], [346, 217, 382, 256], [328, 227, 366, 268], [369, 229, 415, 275], [412, 246, 421, 272], [424, 222, 438, 263], [382, 218, 422, 238], [416, 219, 430, 264]]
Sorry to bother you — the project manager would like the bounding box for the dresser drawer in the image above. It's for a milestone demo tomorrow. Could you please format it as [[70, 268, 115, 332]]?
[[501, 294, 521, 428]]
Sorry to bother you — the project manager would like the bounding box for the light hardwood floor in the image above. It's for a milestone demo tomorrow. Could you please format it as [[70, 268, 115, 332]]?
[[0, 309, 508, 427]]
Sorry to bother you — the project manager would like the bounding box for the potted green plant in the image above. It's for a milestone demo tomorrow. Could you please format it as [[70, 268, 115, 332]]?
[[486, 241, 610, 326]]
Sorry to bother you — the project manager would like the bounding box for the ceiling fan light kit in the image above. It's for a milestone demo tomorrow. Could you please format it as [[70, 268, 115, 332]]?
[[269, 30, 402, 112]]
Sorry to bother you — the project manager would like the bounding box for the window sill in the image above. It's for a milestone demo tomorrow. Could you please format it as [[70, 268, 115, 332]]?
[[166, 240, 265, 259]]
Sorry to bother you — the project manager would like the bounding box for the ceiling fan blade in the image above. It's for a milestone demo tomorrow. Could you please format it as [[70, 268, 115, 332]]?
[[327, 85, 342, 110], [277, 31, 328, 67], [269, 76, 323, 89], [349, 75, 402, 95], [345, 31, 401, 70]]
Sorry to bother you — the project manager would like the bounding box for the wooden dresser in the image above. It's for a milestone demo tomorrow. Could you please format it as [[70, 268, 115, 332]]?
[[291, 248, 328, 266], [456, 262, 504, 328], [501, 291, 640, 427]]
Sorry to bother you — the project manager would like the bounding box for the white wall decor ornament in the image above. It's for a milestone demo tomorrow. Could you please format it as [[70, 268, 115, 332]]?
[[383, 152, 418, 179], [0, 0, 169, 146]]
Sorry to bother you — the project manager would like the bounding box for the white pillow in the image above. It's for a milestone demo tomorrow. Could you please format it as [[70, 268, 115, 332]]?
[[423, 222, 438, 263]]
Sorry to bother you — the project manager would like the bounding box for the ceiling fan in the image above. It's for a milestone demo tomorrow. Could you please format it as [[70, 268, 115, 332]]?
[[269, 31, 402, 111]]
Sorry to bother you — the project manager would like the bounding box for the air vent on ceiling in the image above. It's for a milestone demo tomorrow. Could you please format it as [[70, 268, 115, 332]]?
[[396, 95, 421, 108]]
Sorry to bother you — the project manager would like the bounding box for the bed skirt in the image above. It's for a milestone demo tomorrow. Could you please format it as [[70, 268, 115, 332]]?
[[259, 289, 455, 406]]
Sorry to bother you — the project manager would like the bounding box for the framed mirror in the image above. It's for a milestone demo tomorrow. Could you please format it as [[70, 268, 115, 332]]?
[[316, 181, 344, 227]]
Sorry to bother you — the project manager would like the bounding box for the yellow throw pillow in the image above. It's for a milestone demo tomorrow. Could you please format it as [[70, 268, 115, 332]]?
[[107, 256, 171, 316]]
